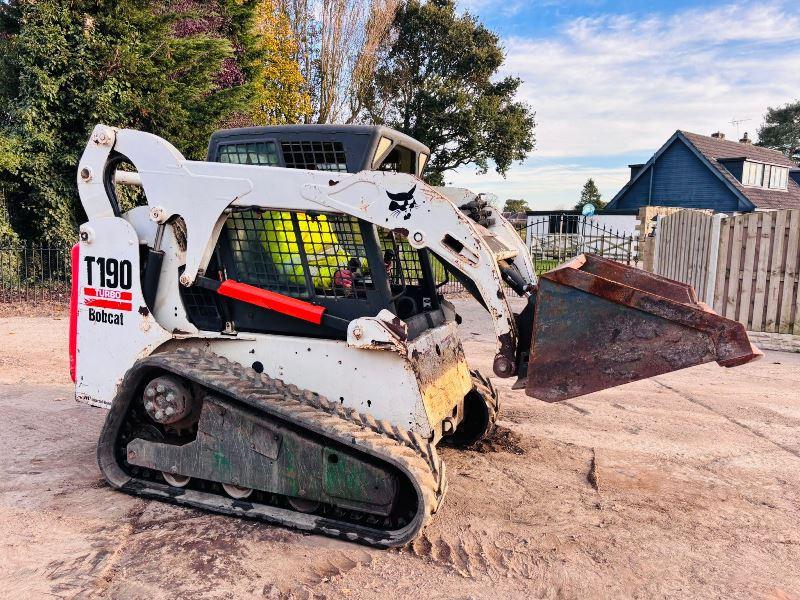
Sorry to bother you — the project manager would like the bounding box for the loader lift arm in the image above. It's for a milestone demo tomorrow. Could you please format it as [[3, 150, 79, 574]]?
[[77, 125, 528, 377]]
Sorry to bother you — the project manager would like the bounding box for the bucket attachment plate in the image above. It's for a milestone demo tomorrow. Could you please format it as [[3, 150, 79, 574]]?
[[525, 254, 761, 402]]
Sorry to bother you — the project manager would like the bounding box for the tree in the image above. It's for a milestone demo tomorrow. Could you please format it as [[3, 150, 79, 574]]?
[[278, 0, 398, 124], [0, 0, 251, 242], [195, 0, 313, 128], [757, 100, 800, 162], [503, 199, 529, 213], [0, 135, 21, 243], [575, 178, 605, 212], [366, 0, 535, 185], [247, 0, 312, 124]]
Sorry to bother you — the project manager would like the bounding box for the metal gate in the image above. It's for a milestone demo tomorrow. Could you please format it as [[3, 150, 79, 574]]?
[[524, 214, 637, 274]]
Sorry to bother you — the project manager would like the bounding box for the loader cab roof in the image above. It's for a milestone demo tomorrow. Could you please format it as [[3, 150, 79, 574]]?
[[207, 124, 431, 177]]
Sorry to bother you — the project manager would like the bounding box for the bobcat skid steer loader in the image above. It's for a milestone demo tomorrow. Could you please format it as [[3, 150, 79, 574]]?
[[71, 124, 761, 547]]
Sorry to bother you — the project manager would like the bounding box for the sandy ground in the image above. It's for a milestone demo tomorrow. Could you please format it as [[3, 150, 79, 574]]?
[[1, 301, 799, 600]]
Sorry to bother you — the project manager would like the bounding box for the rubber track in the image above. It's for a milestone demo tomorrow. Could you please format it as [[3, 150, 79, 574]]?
[[443, 369, 500, 448], [97, 347, 447, 548], [471, 369, 500, 440]]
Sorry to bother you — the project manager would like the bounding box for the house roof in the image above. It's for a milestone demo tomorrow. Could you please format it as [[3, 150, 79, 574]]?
[[680, 131, 800, 210], [607, 130, 800, 211]]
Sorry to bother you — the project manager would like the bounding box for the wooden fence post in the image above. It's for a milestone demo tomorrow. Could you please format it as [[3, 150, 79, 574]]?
[[780, 210, 800, 334], [703, 213, 723, 305], [652, 215, 663, 273]]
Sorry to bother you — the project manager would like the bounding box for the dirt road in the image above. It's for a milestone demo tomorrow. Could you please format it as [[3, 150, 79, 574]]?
[[1, 301, 799, 599]]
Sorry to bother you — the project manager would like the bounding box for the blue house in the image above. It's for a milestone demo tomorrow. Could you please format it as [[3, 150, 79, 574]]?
[[605, 131, 800, 213]]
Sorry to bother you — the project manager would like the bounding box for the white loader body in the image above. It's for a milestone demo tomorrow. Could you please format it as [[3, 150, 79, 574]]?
[[73, 125, 529, 441]]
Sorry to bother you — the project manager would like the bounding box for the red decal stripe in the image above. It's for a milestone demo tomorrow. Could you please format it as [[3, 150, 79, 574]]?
[[84, 287, 132, 301], [84, 298, 133, 311], [69, 244, 80, 383], [217, 280, 326, 325]]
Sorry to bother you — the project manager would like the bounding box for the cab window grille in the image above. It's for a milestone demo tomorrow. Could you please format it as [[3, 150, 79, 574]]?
[[226, 210, 309, 297], [224, 210, 373, 299], [379, 230, 449, 287], [180, 284, 224, 330], [218, 142, 279, 166], [379, 231, 422, 286], [281, 141, 348, 172]]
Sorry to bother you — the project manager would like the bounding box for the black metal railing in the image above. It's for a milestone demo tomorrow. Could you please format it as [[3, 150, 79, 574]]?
[[0, 244, 73, 304], [523, 214, 638, 274]]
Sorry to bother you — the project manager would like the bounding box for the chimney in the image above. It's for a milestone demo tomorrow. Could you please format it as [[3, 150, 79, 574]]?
[[740, 132, 752, 144], [711, 132, 725, 139]]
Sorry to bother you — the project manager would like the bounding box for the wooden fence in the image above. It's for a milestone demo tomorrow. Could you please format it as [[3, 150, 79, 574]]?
[[636, 206, 703, 271], [653, 209, 800, 334]]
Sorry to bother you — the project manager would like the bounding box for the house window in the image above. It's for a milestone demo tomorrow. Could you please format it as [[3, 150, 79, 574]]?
[[742, 161, 763, 186], [768, 165, 788, 189], [218, 142, 280, 166], [741, 161, 788, 190]]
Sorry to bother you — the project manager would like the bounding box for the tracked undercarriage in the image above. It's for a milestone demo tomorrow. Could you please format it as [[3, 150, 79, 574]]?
[[99, 348, 454, 547]]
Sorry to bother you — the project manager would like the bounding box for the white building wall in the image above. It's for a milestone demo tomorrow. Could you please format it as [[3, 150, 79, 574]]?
[[588, 214, 638, 236]]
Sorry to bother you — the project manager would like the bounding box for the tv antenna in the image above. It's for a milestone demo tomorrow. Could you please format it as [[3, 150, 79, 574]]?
[[730, 117, 751, 138]]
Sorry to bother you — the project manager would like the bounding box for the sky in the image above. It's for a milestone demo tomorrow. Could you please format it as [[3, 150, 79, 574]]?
[[444, 0, 800, 210]]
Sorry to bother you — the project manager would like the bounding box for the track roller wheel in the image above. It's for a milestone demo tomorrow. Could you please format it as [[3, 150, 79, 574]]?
[[222, 483, 253, 500], [287, 497, 321, 513], [162, 472, 190, 487]]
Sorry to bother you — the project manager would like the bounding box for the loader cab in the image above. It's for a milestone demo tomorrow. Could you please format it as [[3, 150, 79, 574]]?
[[206, 124, 430, 177], [192, 125, 448, 341]]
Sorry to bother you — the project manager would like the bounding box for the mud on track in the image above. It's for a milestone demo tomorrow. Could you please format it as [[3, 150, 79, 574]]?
[[1, 301, 799, 599]]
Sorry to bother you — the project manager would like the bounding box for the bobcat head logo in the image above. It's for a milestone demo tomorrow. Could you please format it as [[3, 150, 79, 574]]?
[[387, 185, 418, 220]]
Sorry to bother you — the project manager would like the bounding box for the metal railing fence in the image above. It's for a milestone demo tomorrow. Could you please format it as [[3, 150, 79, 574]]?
[[0, 244, 72, 304], [523, 214, 638, 274]]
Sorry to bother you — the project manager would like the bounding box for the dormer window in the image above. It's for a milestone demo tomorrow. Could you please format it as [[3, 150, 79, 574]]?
[[767, 164, 788, 189], [742, 161, 788, 190], [742, 161, 763, 186]]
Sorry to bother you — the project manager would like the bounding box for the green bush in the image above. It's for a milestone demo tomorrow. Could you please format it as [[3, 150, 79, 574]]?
[[0, 0, 258, 244]]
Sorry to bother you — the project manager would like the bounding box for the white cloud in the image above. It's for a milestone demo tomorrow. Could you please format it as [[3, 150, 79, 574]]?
[[457, 0, 528, 18], [446, 1, 800, 208], [446, 162, 630, 210]]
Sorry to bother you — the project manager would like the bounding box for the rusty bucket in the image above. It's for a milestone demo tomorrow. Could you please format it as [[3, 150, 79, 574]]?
[[525, 254, 762, 402]]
